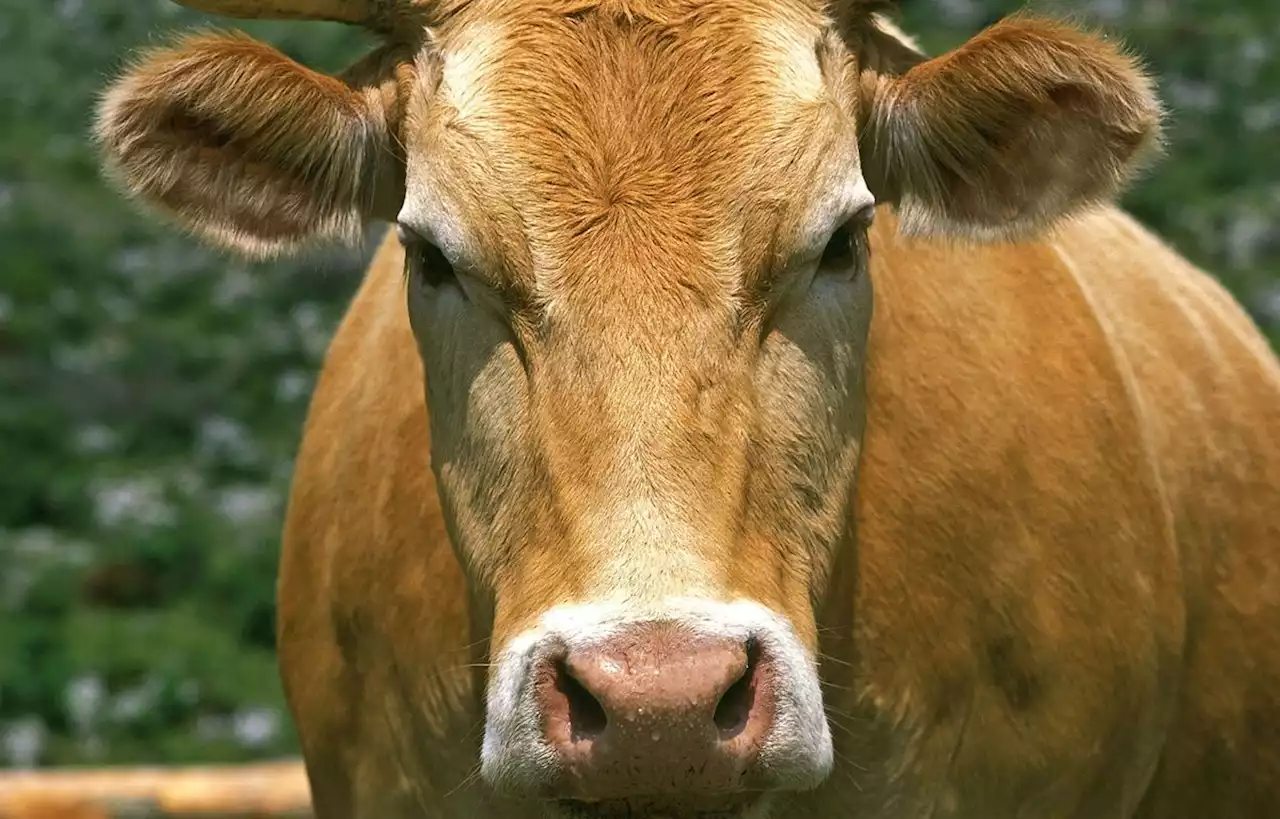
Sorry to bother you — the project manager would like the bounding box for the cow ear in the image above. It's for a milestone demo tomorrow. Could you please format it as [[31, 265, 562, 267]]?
[[94, 31, 409, 259], [858, 15, 1164, 242], [851, 10, 929, 77]]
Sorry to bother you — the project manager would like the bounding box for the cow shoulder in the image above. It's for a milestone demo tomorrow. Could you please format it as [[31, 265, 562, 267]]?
[[1046, 209, 1280, 816], [277, 229, 482, 818], [839, 205, 1187, 814]]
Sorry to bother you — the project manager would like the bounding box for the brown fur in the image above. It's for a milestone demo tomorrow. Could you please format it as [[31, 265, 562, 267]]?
[[93, 2, 1280, 818]]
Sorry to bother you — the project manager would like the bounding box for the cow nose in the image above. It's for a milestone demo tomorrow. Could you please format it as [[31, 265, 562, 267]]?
[[533, 623, 774, 799]]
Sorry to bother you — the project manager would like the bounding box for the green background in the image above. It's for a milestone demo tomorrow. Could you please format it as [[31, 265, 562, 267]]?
[[1, 0, 1276, 767]]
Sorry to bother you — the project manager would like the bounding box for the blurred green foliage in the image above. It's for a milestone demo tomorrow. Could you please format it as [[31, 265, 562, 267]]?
[[1, 0, 1276, 768]]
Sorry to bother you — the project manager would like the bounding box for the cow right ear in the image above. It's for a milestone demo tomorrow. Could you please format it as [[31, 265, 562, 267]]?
[[94, 31, 410, 259], [855, 15, 1163, 242], [851, 11, 929, 78]]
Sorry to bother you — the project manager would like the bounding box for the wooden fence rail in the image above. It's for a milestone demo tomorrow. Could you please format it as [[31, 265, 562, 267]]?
[[0, 761, 312, 819]]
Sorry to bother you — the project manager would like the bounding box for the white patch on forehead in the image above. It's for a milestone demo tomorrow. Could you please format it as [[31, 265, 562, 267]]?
[[757, 12, 826, 103], [399, 21, 507, 264], [439, 19, 505, 123]]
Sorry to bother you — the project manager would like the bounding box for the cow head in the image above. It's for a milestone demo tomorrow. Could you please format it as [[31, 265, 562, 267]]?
[[95, 0, 1162, 814]]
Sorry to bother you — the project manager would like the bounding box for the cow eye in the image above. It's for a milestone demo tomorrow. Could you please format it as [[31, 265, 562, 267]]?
[[818, 224, 854, 272], [396, 223, 457, 289], [817, 205, 873, 277]]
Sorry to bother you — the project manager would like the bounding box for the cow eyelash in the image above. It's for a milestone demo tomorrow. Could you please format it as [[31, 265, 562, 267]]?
[[818, 224, 856, 272], [817, 204, 875, 276], [397, 224, 457, 289]]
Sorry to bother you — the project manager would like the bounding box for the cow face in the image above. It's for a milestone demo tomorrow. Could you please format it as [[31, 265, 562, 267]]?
[[402, 5, 876, 806], [95, 1, 1161, 814]]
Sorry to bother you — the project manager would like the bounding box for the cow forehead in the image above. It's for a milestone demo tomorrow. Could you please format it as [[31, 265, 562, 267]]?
[[434, 0, 836, 87], [406, 0, 860, 303], [432, 0, 841, 185]]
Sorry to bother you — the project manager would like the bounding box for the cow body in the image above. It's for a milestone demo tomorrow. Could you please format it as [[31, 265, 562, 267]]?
[[93, 1, 1280, 817], [277, 206, 1280, 819]]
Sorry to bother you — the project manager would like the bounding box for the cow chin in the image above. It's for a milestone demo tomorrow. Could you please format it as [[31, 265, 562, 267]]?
[[481, 598, 833, 806], [547, 792, 779, 819]]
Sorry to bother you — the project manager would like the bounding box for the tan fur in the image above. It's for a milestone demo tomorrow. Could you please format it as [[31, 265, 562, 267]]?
[[94, 1, 1280, 818]]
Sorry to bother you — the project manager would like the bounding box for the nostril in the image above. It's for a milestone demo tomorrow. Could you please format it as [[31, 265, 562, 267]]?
[[556, 659, 608, 740], [713, 639, 761, 738]]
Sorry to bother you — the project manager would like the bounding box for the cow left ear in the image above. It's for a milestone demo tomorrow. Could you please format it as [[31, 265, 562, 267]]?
[[94, 31, 411, 259], [857, 15, 1164, 242]]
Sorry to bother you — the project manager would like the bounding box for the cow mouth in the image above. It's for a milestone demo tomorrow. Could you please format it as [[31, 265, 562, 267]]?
[[551, 794, 767, 819]]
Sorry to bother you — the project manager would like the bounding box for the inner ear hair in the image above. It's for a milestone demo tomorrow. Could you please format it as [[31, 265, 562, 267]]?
[[830, 0, 928, 76], [841, 4, 929, 204], [336, 38, 423, 220]]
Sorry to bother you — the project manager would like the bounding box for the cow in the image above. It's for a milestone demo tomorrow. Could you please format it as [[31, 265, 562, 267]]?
[[92, 1, 1280, 817]]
